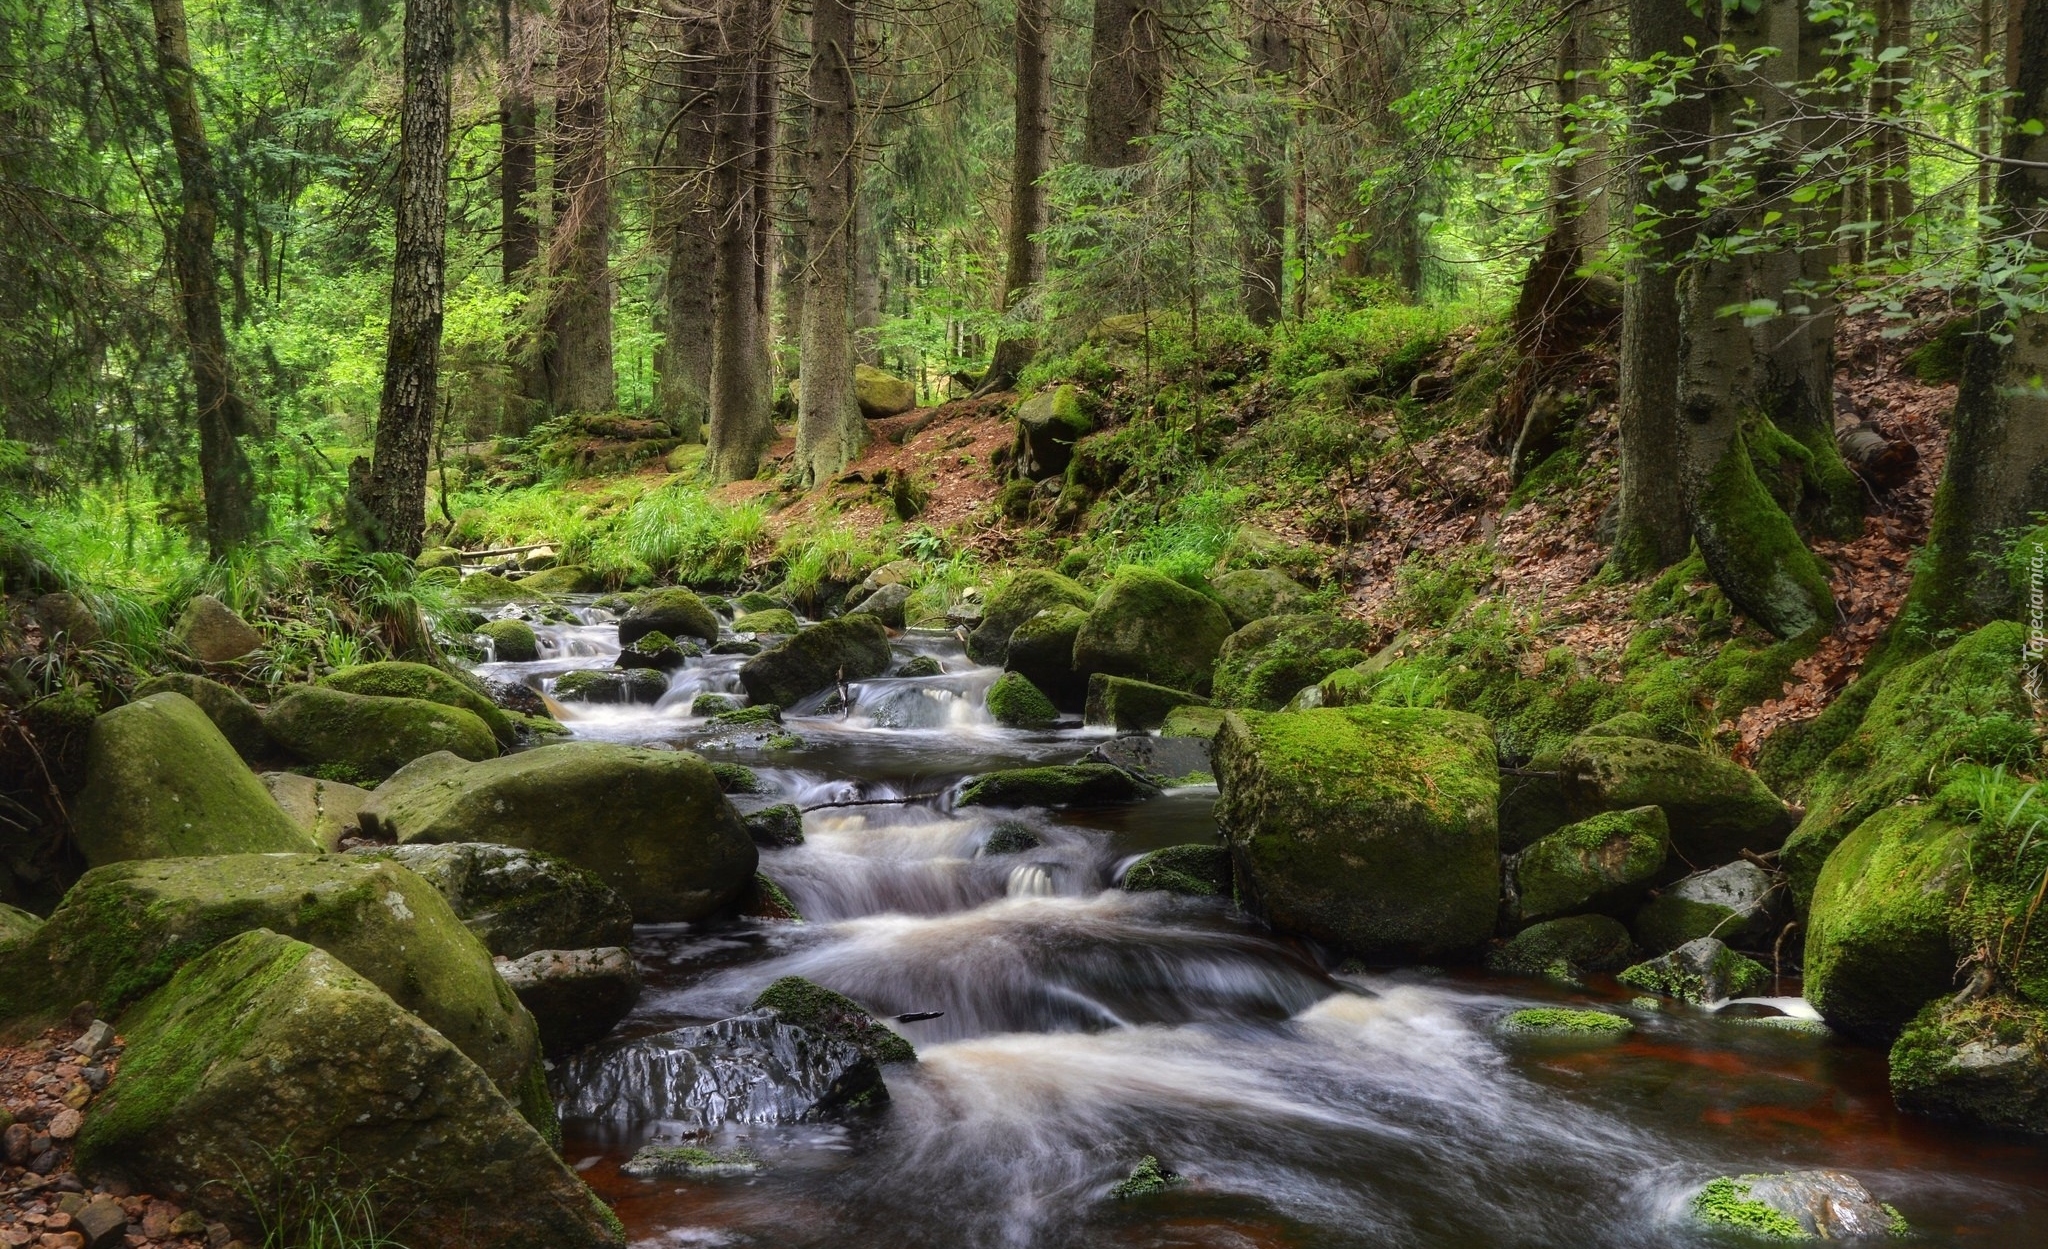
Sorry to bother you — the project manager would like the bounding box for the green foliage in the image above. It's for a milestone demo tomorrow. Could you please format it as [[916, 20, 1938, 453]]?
[[1691, 1178, 1811, 1241]]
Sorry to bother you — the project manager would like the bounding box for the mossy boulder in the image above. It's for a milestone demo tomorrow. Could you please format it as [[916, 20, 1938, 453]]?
[[172, 594, 262, 663], [752, 975, 914, 1064], [1211, 614, 1370, 711], [1503, 806, 1668, 925], [742, 803, 804, 848], [1617, 937, 1769, 1004], [739, 613, 892, 707], [321, 660, 516, 743], [1484, 914, 1635, 979], [1010, 385, 1095, 479], [1496, 1008, 1633, 1039], [958, 764, 1159, 808], [520, 564, 603, 594], [416, 545, 463, 569], [733, 590, 787, 613], [1122, 844, 1232, 897], [1803, 803, 1973, 1043], [478, 618, 540, 662], [1003, 604, 1089, 706], [1072, 567, 1234, 695], [69, 694, 315, 867], [1084, 674, 1211, 732], [986, 672, 1059, 729], [1891, 997, 2048, 1136], [618, 587, 720, 646], [855, 364, 918, 419], [0, 854, 544, 1114], [358, 744, 755, 923], [1498, 753, 1573, 852], [132, 674, 265, 759], [347, 842, 633, 959], [1633, 860, 1784, 954], [74, 930, 620, 1249], [261, 772, 370, 851], [615, 630, 688, 673], [454, 570, 542, 606], [33, 590, 100, 646], [966, 571, 1094, 665], [0, 903, 42, 950], [732, 607, 801, 635], [1214, 705, 1499, 961], [1161, 704, 1229, 739], [1558, 734, 1794, 865], [1208, 568, 1309, 629], [1581, 711, 1661, 741], [847, 582, 912, 628], [553, 667, 669, 705], [895, 654, 943, 678], [266, 686, 498, 781]]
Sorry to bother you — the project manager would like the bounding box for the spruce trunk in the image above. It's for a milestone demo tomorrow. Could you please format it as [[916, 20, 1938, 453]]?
[[544, 0, 616, 416], [706, 0, 774, 482], [981, 0, 1052, 390], [794, 0, 864, 483]]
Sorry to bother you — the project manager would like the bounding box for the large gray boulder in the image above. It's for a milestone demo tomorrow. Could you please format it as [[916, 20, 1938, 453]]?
[[1891, 997, 2048, 1136], [266, 685, 498, 781], [347, 841, 634, 958], [132, 673, 265, 759], [738, 614, 892, 707], [1632, 859, 1784, 954], [499, 946, 642, 1056], [173, 594, 262, 663]]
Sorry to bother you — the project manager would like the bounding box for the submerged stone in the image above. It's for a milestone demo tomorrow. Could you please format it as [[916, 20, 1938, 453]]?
[[1495, 1008, 1633, 1039], [1122, 844, 1232, 897], [620, 1144, 762, 1179], [1109, 1155, 1185, 1200], [733, 607, 802, 636]]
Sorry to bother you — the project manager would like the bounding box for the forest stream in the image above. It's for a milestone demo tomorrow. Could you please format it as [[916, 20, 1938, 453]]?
[[473, 607, 2048, 1249]]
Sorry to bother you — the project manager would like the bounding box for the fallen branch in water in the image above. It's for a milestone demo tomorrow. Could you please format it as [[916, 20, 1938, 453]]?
[[799, 793, 950, 813]]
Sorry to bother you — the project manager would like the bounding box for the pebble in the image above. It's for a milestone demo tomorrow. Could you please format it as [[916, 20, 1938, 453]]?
[[45, 1113, 80, 1144]]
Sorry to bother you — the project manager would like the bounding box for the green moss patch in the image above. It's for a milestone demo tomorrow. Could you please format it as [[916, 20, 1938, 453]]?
[[1496, 1008, 1633, 1038]]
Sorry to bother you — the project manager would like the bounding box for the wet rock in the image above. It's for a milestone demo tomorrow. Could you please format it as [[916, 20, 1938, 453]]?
[[1086, 735, 1212, 786], [847, 583, 912, 628], [1010, 385, 1094, 479], [966, 571, 1094, 666], [1633, 860, 1784, 954], [620, 1144, 762, 1178], [520, 564, 602, 594], [1497, 754, 1573, 853], [477, 618, 540, 662], [1109, 1156, 1184, 1199], [742, 803, 805, 848], [1559, 735, 1795, 864], [131, 674, 265, 759], [499, 947, 642, 1056], [1072, 567, 1234, 696], [359, 743, 755, 923], [732, 608, 801, 636], [481, 678, 550, 722], [614, 630, 689, 673], [1891, 997, 2048, 1136], [347, 841, 634, 958], [752, 976, 915, 1064], [1485, 914, 1635, 980], [1690, 1171, 1901, 1240], [1122, 845, 1231, 897], [172, 594, 261, 663], [710, 638, 762, 656], [266, 686, 498, 780], [1503, 806, 1667, 925], [709, 760, 764, 792], [1215, 706, 1499, 961], [261, 772, 371, 851], [1002, 604, 1088, 705], [559, 1011, 886, 1126], [1617, 937, 1769, 1004], [321, 660, 517, 743], [1160, 704, 1229, 740], [76, 931, 620, 1249], [69, 693, 315, 867], [692, 692, 742, 716], [1495, 1008, 1633, 1039], [619, 587, 720, 646], [1208, 569, 1308, 630], [1211, 614, 1369, 712], [958, 764, 1159, 809], [985, 672, 1058, 729], [552, 667, 669, 705], [33, 592, 101, 648], [0, 854, 546, 1120], [739, 614, 892, 707], [742, 873, 802, 920], [417, 545, 462, 569], [855, 364, 917, 419], [844, 560, 921, 611], [895, 654, 943, 678], [1084, 674, 1211, 732], [980, 821, 1043, 855]]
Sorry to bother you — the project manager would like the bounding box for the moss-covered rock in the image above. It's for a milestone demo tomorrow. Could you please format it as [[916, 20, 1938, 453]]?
[[132, 674, 265, 760], [986, 672, 1059, 728], [266, 686, 498, 780], [1890, 996, 2048, 1136], [0, 854, 543, 1114], [1209, 568, 1309, 629], [1011, 385, 1095, 479], [733, 607, 801, 635], [619, 587, 720, 646], [1581, 711, 1661, 741], [615, 630, 689, 673], [347, 842, 633, 959], [855, 364, 918, 418], [1210, 614, 1369, 712], [1689, 1172, 1902, 1240], [74, 930, 619, 1249], [1495, 1008, 1633, 1039], [1109, 1155, 1184, 1199], [520, 564, 603, 594], [966, 570, 1094, 665], [70, 694, 315, 867], [742, 803, 804, 848], [739, 613, 892, 706], [0, 903, 42, 951], [478, 618, 540, 662], [752, 975, 915, 1064], [1803, 803, 1973, 1043], [1084, 673, 1211, 732], [848, 582, 912, 628], [1122, 844, 1231, 897], [959, 763, 1159, 808], [172, 594, 262, 663], [553, 667, 669, 705], [1160, 704, 1230, 740], [454, 570, 542, 606], [1498, 752, 1573, 853], [260, 772, 369, 851], [1215, 706, 1499, 961], [1003, 604, 1089, 705], [321, 660, 516, 743], [1504, 806, 1667, 925], [416, 545, 462, 569], [1558, 734, 1794, 865], [1072, 567, 1234, 695], [1617, 937, 1769, 1004], [1484, 914, 1635, 979], [359, 744, 755, 923], [1633, 860, 1784, 954], [895, 654, 944, 678]]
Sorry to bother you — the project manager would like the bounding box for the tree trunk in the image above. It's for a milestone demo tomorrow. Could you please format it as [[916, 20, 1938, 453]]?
[[352, 0, 456, 556], [980, 0, 1052, 390], [854, 189, 882, 365], [148, 0, 259, 558], [1676, 5, 1835, 639], [1868, 0, 1915, 255], [1083, 0, 1163, 168], [1903, 0, 2048, 635], [655, 7, 716, 440], [794, 0, 864, 483], [706, 0, 774, 482], [543, 0, 615, 416], [753, 20, 780, 380], [1609, 0, 1709, 577], [1242, 6, 1290, 327], [500, 0, 543, 435]]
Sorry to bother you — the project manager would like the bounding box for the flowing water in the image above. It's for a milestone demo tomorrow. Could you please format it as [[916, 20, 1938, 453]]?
[[474, 606, 2048, 1249]]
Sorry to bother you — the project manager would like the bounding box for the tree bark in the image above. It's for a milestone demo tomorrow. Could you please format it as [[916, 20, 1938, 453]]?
[[500, 0, 544, 434], [1868, 0, 1915, 255], [752, 17, 780, 380], [148, 0, 259, 557], [1243, 6, 1291, 327], [706, 0, 774, 482], [655, 7, 716, 439], [794, 0, 864, 483], [351, 0, 456, 556], [1083, 0, 1163, 168], [1609, 0, 1710, 577], [854, 188, 882, 364], [543, 0, 616, 416], [980, 0, 1053, 390], [1903, 0, 2048, 635]]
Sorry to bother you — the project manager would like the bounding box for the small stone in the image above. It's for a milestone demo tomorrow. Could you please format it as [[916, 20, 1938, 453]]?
[[38, 1233, 84, 1249], [69, 1023, 114, 1062], [138, 1204, 178, 1240], [54, 1198, 84, 1218], [3, 1120, 32, 1162], [46, 1110, 81, 1142], [79, 1069, 106, 1092], [72, 1199, 125, 1249], [29, 1148, 59, 1175], [61, 1083, 90, 1111], [38, 1218, 68, 1235], [0, 1228, 28, 1248], [166, 1213, 205, 1237], [203, 1225, 231, 1249]]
